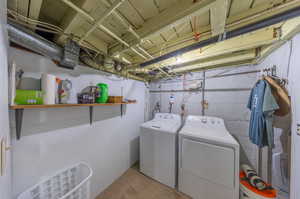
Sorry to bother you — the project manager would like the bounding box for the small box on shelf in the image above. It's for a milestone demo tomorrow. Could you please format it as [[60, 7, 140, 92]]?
[[108, 96, 123, 103]]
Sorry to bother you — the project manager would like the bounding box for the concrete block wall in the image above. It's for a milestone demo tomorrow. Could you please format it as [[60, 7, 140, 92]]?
[[205, 66, 260, 168]]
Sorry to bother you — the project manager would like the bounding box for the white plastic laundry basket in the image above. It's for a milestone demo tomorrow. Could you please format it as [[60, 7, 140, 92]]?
[[18, 163, 93, 199]]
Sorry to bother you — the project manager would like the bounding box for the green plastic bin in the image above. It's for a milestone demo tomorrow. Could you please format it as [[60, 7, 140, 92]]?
[[14, 90, 43, 105]]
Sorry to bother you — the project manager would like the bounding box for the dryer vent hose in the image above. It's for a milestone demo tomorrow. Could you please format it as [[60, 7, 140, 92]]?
[[241, 164, 267, 190]]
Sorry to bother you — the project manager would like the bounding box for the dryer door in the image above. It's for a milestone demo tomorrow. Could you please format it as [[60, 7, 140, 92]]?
[[181, 138, 235, 188]]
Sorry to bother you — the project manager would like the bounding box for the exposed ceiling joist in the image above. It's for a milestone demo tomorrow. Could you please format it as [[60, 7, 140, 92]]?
[[8, 0, 43, 20], [29, 0, 43, 20], [100, 0, 152, 59], [57, 0, 108, 53], [131, 25, 280, 73], [161, 14, 300, 76], [132, 0, 300, 62], [12, 0, 30, 16], [59, 0, 151, 60], [171, 49, 257, 73], [7, 0, 300, 81], [210, 0, 229, 36], [109, 0, 216, 56], [78, 0, 125, 43], [189, 59, 256, 73], [255, 16, 300, 63]]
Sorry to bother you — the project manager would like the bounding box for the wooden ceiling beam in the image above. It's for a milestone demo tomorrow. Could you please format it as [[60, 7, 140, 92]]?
[[108, 0, 216, 56], [171, 49, 257, 73], [134, 25, 280, 72], [125, 0, 300, 63], [210, 0, 229, 36], [56, 0, 108, 54], [28, 0, 43, 20], [8, 0, 43, 20], [78, 0, 125, 43], [255, 16, 300, 64]]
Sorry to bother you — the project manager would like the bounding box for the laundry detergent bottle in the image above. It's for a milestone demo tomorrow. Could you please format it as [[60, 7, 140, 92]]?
[[96, 83, 108, 103]]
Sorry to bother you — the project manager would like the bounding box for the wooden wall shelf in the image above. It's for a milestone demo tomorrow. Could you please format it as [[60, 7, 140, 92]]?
[[10, 102, 136, 140], [10, 102, 135, 109]]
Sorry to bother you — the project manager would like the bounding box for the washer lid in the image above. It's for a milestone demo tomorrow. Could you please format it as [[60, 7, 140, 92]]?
[[141, 120, 181, 133]]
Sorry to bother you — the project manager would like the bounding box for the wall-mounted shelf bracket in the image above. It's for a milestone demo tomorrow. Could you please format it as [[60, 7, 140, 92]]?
[[10, 102, 136, 140], [15, 108, 24, 140], [121, 104, 123, 117], [89, 106, 93, 125]]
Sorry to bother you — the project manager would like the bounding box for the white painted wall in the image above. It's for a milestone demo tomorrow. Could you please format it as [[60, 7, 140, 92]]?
[[287, 34, 300, 199], [9, 48, 147, 199], [0, 1, 12, 199]]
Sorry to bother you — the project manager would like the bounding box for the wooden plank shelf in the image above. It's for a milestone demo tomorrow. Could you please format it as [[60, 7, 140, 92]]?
[[10, 102, 137, 140], [10, 102, 136, 109]]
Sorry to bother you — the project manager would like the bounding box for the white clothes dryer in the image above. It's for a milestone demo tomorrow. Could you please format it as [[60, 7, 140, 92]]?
[[178, 115, 240, 199]]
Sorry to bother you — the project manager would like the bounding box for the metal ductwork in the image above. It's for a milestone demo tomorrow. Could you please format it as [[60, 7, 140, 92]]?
[[140, 5, 300, 68], [6, 21, 145, 81], [7, 20, 63, 62], [8, 20, 80, 69]]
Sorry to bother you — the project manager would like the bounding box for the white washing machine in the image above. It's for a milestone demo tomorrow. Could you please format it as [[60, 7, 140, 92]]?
[[140, 113, 181, 188], [178, 115, 240, 199]]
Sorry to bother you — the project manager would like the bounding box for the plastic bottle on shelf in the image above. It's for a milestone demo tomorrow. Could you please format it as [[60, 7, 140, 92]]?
[[96, 83, 108, 103]]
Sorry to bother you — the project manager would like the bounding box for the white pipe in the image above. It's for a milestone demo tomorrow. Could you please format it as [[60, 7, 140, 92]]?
[[130, 47, 148, 59], [99, 24, 129, 47], [61, 0, 94, 21], [158, 67, 172, 77], [137, 44, 153, 58], [79, 0, 125, 43], [128, 26, 141, 40], [100, 0, 141, 40]]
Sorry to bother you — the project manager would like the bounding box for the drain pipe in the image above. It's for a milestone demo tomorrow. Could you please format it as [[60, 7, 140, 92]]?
[[140, 5, 300, 67]]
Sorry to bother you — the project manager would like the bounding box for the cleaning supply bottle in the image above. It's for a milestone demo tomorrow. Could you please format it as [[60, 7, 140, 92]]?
[[96, 83, 108, 103]]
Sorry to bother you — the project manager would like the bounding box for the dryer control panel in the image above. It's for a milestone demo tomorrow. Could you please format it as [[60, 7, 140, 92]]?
[[185, 116, 225, 127]]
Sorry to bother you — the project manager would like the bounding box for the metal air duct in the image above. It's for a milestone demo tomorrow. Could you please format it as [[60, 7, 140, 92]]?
[[7, 21, 145, 81], [7, 20, 63, 62]]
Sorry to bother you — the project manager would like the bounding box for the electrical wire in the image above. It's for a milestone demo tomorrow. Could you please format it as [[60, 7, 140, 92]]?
[[7, 9, 64, 32]]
